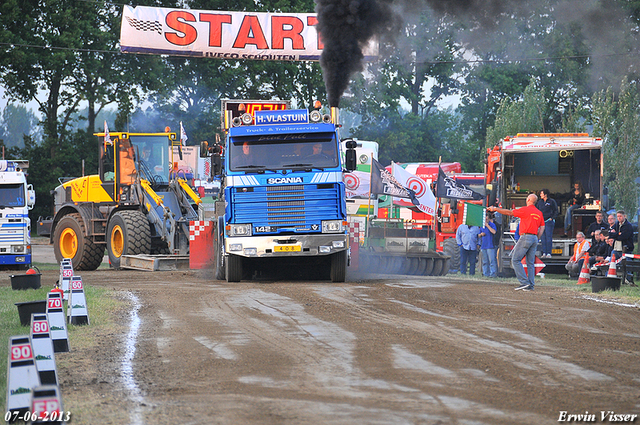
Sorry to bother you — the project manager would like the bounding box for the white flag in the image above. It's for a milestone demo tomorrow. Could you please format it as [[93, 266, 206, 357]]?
[[180, 122, 188, 146], [391, 162, 436, 216], [344, 170, 371, 198], [104, 121, 111, 144]]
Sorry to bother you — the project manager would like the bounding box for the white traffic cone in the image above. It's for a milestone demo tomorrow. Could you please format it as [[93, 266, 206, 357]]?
[[607, 257, 618, 278], [577, 252, 591, 285]]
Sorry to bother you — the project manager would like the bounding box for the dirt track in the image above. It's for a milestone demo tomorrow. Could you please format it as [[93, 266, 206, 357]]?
[[33, 264, 640, 425]]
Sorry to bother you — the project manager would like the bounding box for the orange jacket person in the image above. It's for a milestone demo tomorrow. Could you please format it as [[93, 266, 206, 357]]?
[[488, 193, 545, 291]]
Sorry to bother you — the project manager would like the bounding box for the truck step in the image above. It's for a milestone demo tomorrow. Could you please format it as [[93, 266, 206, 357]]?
[[120, 254, 190, 271]]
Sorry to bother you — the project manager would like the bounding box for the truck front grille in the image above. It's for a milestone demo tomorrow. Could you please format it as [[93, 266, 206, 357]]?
[[232, 184, 340, 230]]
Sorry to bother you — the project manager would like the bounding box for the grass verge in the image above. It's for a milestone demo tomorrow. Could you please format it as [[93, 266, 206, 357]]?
[[0, 282, 125, 410]]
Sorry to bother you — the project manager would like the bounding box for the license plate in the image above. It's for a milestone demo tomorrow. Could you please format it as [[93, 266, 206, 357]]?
[[551, 249, 562, 254], [274, 245, 301, 252]]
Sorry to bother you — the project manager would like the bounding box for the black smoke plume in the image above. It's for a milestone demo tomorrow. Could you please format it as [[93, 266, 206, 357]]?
[[315, 0, 523, 107], [315, 0, 399, 107]]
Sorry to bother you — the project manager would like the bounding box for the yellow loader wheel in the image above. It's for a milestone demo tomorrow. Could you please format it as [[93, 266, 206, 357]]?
[[53, 213, 104, 271], [106, 210, 151, 269]]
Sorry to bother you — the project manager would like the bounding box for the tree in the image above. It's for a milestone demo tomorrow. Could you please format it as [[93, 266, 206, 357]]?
[[592, 78, 640, 218], [0, 104, 40, 149]]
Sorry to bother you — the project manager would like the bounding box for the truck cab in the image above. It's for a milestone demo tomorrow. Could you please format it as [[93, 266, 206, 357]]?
[[206, 100, 355, 282], [0, 160, 35, 268]]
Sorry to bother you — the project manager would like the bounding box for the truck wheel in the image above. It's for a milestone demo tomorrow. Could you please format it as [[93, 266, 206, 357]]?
[[415, 258, 428, 275], [407, 258, 420, 275], [214, 224, 225, 280], [442, 237, 460, 273], [440, 258, 450, 276], [226, 254, 242, 282], [107, 210, 151, 269], [53, 213, 104, 271], [330, 250, 347, 282], [431, 258, 444, 276], [423, 258, 434, 275]]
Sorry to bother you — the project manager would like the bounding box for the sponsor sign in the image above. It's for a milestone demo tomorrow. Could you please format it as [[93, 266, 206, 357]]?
[[6, 336, 40, 415], [255, 109, 308, 125], [46, 292, 69, 353], [121, 6, 379, 61]]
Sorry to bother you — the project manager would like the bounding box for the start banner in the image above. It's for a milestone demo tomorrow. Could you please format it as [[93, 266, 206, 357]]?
[[120, 6, 378, 61]]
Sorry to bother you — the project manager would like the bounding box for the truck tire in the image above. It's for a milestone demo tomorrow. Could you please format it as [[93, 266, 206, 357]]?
[[442, 237, 460, 273], [53, 213, 104, 271], [226, 254, 242, 282], [106, 210, 151, 269], [423, 258, 434, 275], [440, 258, 450, 276], [431, 258, 444, 276], [330, 250, 347, 282], [214, 223, 225, 280], [407, 258, 420, 275], [415, 258, 428, 275]]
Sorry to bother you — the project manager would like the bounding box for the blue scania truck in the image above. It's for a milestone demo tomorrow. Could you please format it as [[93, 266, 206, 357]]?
[[202, 100, 356, 282]]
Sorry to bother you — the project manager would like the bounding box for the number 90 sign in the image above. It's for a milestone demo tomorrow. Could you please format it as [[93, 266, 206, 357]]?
[[11, 344, 33, 361]]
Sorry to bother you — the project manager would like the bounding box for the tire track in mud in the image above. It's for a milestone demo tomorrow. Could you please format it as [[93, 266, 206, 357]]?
[[310, 285, 615, 384]]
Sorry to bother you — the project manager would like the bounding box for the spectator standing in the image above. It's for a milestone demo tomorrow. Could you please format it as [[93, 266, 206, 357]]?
[[456, 224, 481, 275], [488, 194, 545, 291], [585, 211, 608, 243], [565, 232, 590, 278], [609, 210, 634, 258], [607, 213, 616, 233], [536, 189, 558, 258], [479, 214, 498, 277], [564, 181, 585, 235]]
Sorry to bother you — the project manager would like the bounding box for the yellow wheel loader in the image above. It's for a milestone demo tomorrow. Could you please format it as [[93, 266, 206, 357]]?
[[47, 131, 201, 270]]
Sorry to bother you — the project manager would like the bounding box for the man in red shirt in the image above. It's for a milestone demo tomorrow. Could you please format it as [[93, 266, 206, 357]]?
[[489, 193, 545, 291]]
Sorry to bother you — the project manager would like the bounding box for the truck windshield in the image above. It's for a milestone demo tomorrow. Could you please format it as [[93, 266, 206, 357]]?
[[130, 136, 170, 184], [0, 183, 25, 208], [230, 137, 339, 171]]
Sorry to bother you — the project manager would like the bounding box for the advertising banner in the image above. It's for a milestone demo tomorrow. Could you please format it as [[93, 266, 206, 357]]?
[[120, 5, 378, 61]]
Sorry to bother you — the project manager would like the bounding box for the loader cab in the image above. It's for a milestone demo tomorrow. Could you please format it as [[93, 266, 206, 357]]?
[[96, 132, 177, 201]]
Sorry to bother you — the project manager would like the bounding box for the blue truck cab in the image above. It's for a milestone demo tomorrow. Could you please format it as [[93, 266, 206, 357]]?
[[208, 102, 356, 282]]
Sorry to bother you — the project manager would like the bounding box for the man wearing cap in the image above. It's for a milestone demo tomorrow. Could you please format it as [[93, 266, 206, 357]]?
[[488, 193, 545, 291]]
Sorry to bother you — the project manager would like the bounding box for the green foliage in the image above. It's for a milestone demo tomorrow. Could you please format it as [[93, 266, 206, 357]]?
[[593, 79, 640, 217], [0, 104, 40, 148]]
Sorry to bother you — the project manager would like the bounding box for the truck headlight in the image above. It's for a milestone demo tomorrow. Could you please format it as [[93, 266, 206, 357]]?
[[322, 220, 344, 233], [227, 224, 252, 237], [11, 245, 24, 253], [15, 256, 26, 262]]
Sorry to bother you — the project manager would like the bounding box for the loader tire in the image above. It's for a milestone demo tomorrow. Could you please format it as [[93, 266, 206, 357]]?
[[107, 210, 151, 269], [442, 237, 460, 273], [54, 213, 104, 271]]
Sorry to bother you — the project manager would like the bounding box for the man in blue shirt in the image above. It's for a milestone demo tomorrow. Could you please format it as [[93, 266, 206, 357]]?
[[479, 214, 498, 277], [456, 223, 481, 275]]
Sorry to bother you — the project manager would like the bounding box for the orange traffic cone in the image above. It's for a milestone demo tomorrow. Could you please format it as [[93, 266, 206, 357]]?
[[607, 256, 618, 278], [577, 252, 591, 285]]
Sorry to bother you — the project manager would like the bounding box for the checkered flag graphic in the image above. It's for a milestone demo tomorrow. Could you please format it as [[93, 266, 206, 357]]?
[[126, 16, 162, 35]]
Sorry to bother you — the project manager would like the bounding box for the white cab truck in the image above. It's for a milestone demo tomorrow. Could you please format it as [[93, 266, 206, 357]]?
[[0, 160, 35, 268]]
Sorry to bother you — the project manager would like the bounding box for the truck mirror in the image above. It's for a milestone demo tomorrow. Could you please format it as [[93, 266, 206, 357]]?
[[200, 141, 209, 157], [27, 184, 35, 209], [345, 149, 356, 172]]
